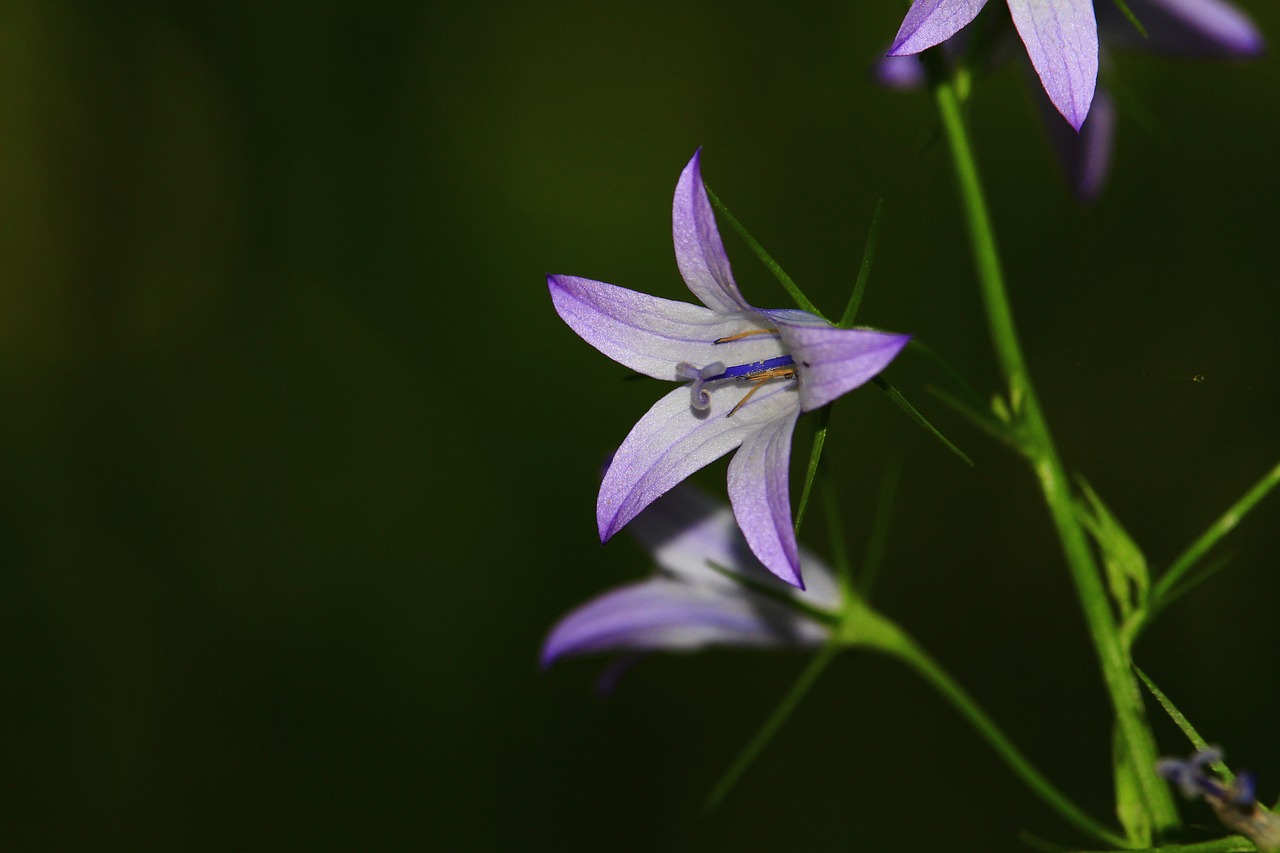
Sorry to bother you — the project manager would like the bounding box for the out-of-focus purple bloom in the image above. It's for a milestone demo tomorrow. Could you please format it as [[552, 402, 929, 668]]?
[[540, 482, 841, 672], [1157, 747, 1280, 851], [889, 0, 1101, 130], [549, 150, 908, 588], [879, 0, 1264, 199]]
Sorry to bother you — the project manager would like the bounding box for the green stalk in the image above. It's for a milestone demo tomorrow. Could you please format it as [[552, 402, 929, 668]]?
[[843, 604, 1130, 848], [926, 58, 1178, 835]]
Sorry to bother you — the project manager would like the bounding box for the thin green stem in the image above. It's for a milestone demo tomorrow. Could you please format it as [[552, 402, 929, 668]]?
[[927, 55, 1177, 834], [1154, 460, 1280, 606], [704, 638, 843, 811], [842, 605, 1130, 848], [795, 407, 833, 535]]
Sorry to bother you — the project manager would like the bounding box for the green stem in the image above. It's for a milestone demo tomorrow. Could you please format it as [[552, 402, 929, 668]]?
[[843, 605, 1130, 848], [927, 58, 1178, 834]]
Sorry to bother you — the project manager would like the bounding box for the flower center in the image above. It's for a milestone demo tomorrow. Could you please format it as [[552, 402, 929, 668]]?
[[676, 353, 797, 417]]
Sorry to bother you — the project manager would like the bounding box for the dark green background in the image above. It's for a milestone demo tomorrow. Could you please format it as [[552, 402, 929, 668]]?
[[1, 2, 1277, 849]]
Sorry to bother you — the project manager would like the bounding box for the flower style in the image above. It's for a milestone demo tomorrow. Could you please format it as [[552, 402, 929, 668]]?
[[880, 0, 1264, 199], [888, 0, 1263, 131], [548, 151, 909, 588], [540, 481, 841, 672]]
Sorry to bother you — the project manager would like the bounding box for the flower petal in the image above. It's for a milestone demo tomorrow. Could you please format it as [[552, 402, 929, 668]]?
[[889, 0, 991, 56], [672, 150, 751, 315], [727, 404, 802, 587], [548, 274, 782, 380], [627, 482, 844, 610], [1120, 0, 1265, 57], [540, 576, 828, 668], [762, 317, 910, 412], [598, 380, 799, 543], [1007, 0, 1098, 131], [1040, 85, 1115, 202]]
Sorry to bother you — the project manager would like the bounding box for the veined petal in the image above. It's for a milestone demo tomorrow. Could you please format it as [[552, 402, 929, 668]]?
[[762, 317, 910, 412], [1008, 0, 1098, 131], [673, 150, 751, 315], [539, 577, 828, 668], [889, 0, 991, 56], [727, 405, 802, 588], [548, 275, 782, 379], [1127, 0, 1265, 57], [628, 482, 843, 611], [599, 380, 799, 543]]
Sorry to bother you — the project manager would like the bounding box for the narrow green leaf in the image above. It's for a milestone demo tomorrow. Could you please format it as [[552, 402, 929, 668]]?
[[1147, 555, 1232, 626], [1111, 0, 1149, 39], [705, 638, 842, 811], [872, 376, 974, 466], [857, 459, 902, 600], [1065, 838, 1255, 852], [1155, 460, 1280, 606], [907, 338, 988, 411], [838, 199, 884, 329], [1133, 665, 1232, 782], [794, 407, 832, 536], [704, 183, 830, 322], [926, 384, 1016, 450], [1074, 476, 1150, 626]]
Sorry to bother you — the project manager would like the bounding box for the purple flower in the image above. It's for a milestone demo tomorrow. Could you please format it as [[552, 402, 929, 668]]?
[[888, 0, 1263, 130], [1157, 748, 1280, 851], [881, 0, 1264, 199], [540, 482, 841, 671], [548, 151, 908, 588]]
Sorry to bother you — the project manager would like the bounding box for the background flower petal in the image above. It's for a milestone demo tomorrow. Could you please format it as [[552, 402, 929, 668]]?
[[598, 381, 799, 543], [540, 577, 828, 668], [764, 319, 910, 412], [1106, 0, 1265, 57], [889, 0, 991, 56], [548, 274, 782, 379], [1008, 0, 1098, 131], [628, 483, 844, 610], [727, 406, 802, 587], [672, 150, 751, 314]]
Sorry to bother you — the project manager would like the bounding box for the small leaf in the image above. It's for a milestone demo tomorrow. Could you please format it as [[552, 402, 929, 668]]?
[[838, 199, 883, 329], [704, 183, 830, 322], [1111, 0, 1149, 39], [794, 407, 832, 536], [1074, 477, 1149, 630], [1133, 665, 1233, 783], [872, 376, 974, 467]]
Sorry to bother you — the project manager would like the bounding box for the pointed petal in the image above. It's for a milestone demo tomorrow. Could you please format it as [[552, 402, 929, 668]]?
[[1040, 85, 1115, 202], [889, 0, 991, 56], [1008, 0, 1098, 131], [540, 577, 828, 668], [598, 380, 799, 542], [762, 316, 910, 412], [549, 274, 782, 379], [1121, 0, 1265, 57], [672, 150, 750, 315], [727, 405, 802, 587], [628, 482, 843, 610]]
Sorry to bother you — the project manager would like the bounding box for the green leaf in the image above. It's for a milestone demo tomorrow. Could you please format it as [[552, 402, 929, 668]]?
[[838, 199, 883, 329], [704, 183, 830, 322], [1074, 476, 1149, 634], [1115, 725, 1154, 846], [1111, 0, 1149, 39], [794, 407, 832, 536], [1133, 665, 1232, 782], [872, 376, 974, 467], [1154, 461, 1280, 608]]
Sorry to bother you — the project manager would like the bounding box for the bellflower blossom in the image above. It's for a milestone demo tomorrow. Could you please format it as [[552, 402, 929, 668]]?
[[541, 482, 841, 672], [879, 0, 1264, 199], [548, 151, 909, 588], [1157, 747, 1280, 851], [888, 0, 1263, 131]]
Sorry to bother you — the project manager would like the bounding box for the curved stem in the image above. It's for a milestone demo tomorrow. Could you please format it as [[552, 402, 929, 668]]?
[[843, 605, 1130, 848], [926, 56, 1178, 835]]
